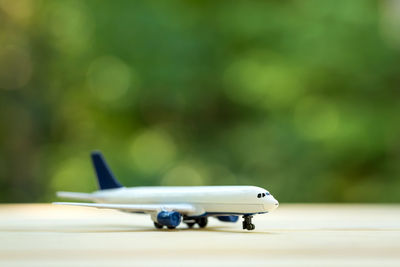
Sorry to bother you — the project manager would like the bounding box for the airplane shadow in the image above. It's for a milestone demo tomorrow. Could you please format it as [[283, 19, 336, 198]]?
[[0, 224, 277, 235]]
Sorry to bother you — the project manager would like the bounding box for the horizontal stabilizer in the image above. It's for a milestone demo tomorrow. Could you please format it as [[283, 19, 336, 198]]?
[[56, 191, 94, 201]]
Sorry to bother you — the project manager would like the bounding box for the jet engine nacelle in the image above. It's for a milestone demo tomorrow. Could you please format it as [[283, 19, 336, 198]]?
[[217, 215, 239, 222], [157, 211, 182, 227]]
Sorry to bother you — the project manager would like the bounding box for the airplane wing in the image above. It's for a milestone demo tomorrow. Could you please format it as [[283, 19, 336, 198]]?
[[56, 192, 95, 201], [53, 202, 202, 215]]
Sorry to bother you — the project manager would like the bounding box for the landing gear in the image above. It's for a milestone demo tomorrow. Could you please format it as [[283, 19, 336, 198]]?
[[242, 215, 255, 231], [154, 222, 177, 229], [196, 217, 208, 228], [183, 217, 207, 228], [154, 222, 163, 229], [183, 216, 196, 228], [186, 222, 195, 228]]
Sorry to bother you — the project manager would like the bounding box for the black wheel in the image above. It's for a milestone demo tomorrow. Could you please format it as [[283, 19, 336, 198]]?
[[167, 226, 176, 229], [242, 215, 255, 231], [197, 217, 208, 228], [247, 223, 255, 231], [154, 222, 163, 229], [186, 222, 195, 228]]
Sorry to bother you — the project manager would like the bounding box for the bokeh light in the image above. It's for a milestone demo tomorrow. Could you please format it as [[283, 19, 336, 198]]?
[[129, 129, 176, 175], [87, 56, 134, 102], [161, 164, 207, 186]]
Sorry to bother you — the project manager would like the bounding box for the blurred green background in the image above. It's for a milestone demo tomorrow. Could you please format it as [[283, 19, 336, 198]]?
[[1, 0, 400, 203]]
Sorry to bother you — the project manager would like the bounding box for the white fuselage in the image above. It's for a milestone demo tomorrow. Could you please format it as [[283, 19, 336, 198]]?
[[88, 185, 279, 216]]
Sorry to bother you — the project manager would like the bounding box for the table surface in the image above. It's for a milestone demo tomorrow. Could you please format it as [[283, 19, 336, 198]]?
[[0, 204, 399, 266]]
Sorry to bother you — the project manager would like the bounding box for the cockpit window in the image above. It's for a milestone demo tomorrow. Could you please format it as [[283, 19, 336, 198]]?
[[258, 193, 268, 198], [258, 192, 271, 198]]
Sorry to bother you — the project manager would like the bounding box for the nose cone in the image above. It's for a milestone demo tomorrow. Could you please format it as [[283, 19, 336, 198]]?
[[265, 195, 279, 212], [274, 198, 279, 208]]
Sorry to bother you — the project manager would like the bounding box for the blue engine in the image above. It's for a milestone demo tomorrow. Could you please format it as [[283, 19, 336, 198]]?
[[157, 211, 182, 227], [217, 215, 239, 222]]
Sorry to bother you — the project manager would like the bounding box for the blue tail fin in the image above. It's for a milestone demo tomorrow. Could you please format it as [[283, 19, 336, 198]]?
[[91, 151, 123, 190]]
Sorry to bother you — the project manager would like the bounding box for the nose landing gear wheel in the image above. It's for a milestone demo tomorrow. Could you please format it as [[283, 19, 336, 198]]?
[[242, 215, 255, 231]]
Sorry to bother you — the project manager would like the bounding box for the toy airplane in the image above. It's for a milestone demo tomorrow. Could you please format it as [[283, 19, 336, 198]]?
[[54, 151, 279, 230]]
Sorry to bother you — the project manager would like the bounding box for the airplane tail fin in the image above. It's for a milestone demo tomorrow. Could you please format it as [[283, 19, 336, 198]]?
[[91, 151, 123, 190]]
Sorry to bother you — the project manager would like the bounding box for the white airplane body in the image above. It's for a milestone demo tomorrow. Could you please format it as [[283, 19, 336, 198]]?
[[55, 152, 279, 230]]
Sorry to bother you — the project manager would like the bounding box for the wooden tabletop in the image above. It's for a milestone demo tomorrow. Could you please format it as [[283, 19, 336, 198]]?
[[0, 204, 399, 266]]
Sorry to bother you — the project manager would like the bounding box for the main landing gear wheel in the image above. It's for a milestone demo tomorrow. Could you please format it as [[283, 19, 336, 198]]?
[[196, 217, 208, 228], [242, 215, 255, 231], [186, 222, 195, 228], [167, 226, 176, 229], [154, 222, 163, 229]]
